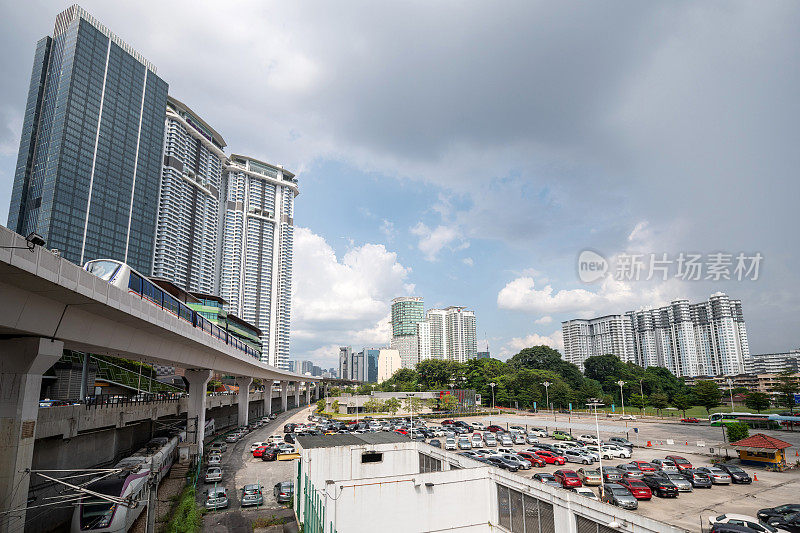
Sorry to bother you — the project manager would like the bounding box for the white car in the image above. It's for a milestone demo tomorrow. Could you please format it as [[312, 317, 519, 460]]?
[[602, 444, 631, 458], [511, 432, 526, 445], [267, 435, 283, 445], [709, 514, 790, 533], [483, 433, 497, 447], [651, 459, 679, 472], [445, 438, 457, 451], [526, 435, 539, 445], [509, 426, 526, 433], [528, 428, 547, 438], [619, 415, 637, 420], [571, 487, 598, 501], [472, 422, 486, 431], [250, 441, 267, 452], [578, 434, 600, 445], [471, 433, 483, 447], [499, 435, 514, 447], [207, 454, 222, 465]]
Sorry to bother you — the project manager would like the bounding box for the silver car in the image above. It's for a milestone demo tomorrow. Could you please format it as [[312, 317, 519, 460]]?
[[207, 454, 222, 466], [205, 487, 229, 510], [601, 484, 638, 510], [204, 467, 223, 483], [655, 472, 693, 492], [696, 467, 731, 484], [241, 484, 264, 507]]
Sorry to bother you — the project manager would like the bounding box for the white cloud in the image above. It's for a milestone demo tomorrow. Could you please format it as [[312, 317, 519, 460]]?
[[410, 222, 469, 261], [380, 219, 396, 241], [501, 330, 564, 358], [534, 316, 553, 325], [463, 257, 474, 266], [291, 227, 411, 361]]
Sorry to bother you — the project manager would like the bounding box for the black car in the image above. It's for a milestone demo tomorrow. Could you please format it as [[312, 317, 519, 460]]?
[[454, 421, 474, 432], [284, 433, 296, 444], [487, 456, 519, 472], [718, 464, 752, 484], [767, 512, 800, 533], [429, 439, 442, 448], [260, 447, 278, 461], [759, 506, 800, 523], [681, 469, 713, 488], [601, 466, 624, 483], [641, 475, 678, 498], [284, 423, 296, 433]]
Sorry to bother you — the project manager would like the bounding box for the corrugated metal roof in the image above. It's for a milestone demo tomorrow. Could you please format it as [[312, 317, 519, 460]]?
[[297, 433, 409, 449]]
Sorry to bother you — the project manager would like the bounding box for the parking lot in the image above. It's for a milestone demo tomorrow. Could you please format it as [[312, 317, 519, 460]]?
[[444, 413, 800, 532], [198, 407, 310, 533]]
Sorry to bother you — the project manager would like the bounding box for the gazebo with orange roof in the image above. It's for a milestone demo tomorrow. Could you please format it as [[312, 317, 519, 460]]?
[[729, 433, 792, 467]]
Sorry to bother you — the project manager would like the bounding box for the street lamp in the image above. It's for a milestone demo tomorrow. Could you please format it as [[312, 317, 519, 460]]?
[[617, 380, 626, 417], [639, 379, 645, 415], [726, 378, 735, 412], [586, 399, 605, 497], [542, 381, 551, 413], [489, 382, 496, 422]]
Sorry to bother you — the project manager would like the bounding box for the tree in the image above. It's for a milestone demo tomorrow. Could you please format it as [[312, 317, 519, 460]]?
[[693, 380, 723, 414], [671, 393, 692, 418], [726, 421, 750, 443], [628, 394, 646, 411], [384, 397, 400, 415], [362, 398, 381, 413], [441, 394, 459, 412], [507, 345, 584, 388], [744, 392, 771, 413], [404, 396, 425, 416], [583, 354, 624, 384], [773, 371, 799, 414], [315, 399, 326, 413], [649, 392, 669, 416], [331, 400, 340, 414]]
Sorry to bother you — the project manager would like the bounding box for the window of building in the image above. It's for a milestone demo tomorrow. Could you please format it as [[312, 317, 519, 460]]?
[[418, 453, 442, 473], [361, 452, 383, 464], [496, 485, 555, 533], [575, 515, 617, 533]]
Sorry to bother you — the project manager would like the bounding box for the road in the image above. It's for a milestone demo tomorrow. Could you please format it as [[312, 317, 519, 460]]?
[[199, 407, 312, 533]]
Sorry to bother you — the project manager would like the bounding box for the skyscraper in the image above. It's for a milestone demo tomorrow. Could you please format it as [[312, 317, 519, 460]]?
[[218, 155, 298, 369], [152, 96, 226, 293], [561, 315, 635, 370], [390, 296, 424, 368], [338, 346, 352, 380], [627, 292, 749, 377], [8, 5, 168, 274], [417, 306, 478, 363]]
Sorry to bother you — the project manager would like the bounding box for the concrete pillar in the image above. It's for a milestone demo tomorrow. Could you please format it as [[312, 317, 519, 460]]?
[[236, 377, 252, 427], [185, 369, 212, 457], [0, 337, 63, 533], [305, 382, 311, 406], [281, 380, 289, 412], [294, 381, 301, 408], [263, 381, 273, 417]]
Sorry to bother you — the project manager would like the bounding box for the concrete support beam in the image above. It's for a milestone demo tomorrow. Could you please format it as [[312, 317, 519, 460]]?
[[236, 377, 252, 427], [294, 381, 301, 408], [0, 337, 63, 533], [185, 369, 212, 456], [281, 381, 289, 412], [263, 381, 273, 417], [305, 382, 311, 406]]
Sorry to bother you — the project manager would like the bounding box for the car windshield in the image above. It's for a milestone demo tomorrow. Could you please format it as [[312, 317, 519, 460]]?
[[611, 488, 629, 495], [585, 470, 599, 476], [725, 466, 744, 473], [629, 481, 646, 487]]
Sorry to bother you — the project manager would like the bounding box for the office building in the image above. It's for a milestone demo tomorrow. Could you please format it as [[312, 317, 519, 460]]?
[[351, 350, 366, 382], [300, 360, 314, 375], [152, 96, 226, 293], [746, 350, 800, 374], [417, 306, 478, 364], [390, 297, 424, 368], [627, 292, 750, 377], [377, 349, 401, 382], [338, 346, 352, 380], [561, 314, 635, 370], [366, 348, 379, 382], [8, 5, 168, 274], [218, 154, 298, 369]]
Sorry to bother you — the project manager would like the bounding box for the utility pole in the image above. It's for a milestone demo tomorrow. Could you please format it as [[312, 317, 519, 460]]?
[[617, 380, 626, 417], [543, 382, 551, 413]]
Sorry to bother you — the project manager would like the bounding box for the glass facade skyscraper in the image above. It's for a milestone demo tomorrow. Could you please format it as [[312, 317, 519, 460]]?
[[390, 296, 424, 368], [8, 5, 168, 274]]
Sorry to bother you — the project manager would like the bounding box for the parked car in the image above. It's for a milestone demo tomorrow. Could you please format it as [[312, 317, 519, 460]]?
[[534, 450, 566, 465], [486, 425, 505, 433], [601, 484, 638, 510], [651, 459, 679, 472], [681, 417, 700, 423], [601, 466, 624, 483], [207, 454, 222, 466], [758, 506, 800, 524], [718, 464, 753, 484], [471, 433, 483, 447], [499, 453, 531, 470], [225, 434, 238, 443], [484, 433, 498, 447], [608, 436, 634, 448], [618, 478, 652, 500], [205, 487, 229, 510], [458, 437, 472, 450], [578, 434, 601, 445], [620, 414, 637, 420], [252, 446, 269, 458], [526, 435, 540, 445], [696, 467, 732, 484], [765, 512, 800, 533], [665, 455, 693, 472], [641, 475, 679, 498], [260, 447, 278, 461], [429, 439, 442, 448], [616, 464, 645, 479], [517, 451, 546, 467], [710, 524, 765, 533], [652, 471, 693, 492], [630, 460, 658, 475], [681, 468, 713, 488], [274, 481, 294, 504], [604, 444, 632, 458], [241, 484, 264, 507], [710, 514, 790, 533], [528, 428, 548, 438], [208, 442, 227, 453], [283, 423, 296, 433], [284, 433, 296, 444], [554, 469, 582, 488], [487, 456, 519, 472], [472, 422, 486, 431], [533, 473, 562, 488], [568, 487, 599, 500], [204, 467, 223, 483], [552, 430, 574, 441], [497, 434, 513, 446], [512, 432, 526, 445], [577, 468, 601, 486], [564, 449, 594, 465], [277, 443, 296, 454]]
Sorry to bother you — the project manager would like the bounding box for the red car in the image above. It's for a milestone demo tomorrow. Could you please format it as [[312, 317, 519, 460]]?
[[630, 460, 657, 474], [681, 417, 700, 423], [252, 446, 269, 458], [441, 419, 455, 426], [664, 455, 693, 472], [486, 425, 505, 433], [554, 469, 582, 488], [517, 452, 546, 467], [619, 479, 652, 500], [534, 450, 566, 465], [394, 429, 408, 435]]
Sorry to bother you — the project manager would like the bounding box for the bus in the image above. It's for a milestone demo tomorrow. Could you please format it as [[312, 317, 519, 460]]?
[[709, 412, 772, 426]]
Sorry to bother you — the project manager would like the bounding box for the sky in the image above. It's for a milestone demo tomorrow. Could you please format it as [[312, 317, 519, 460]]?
[[0, 1, 798, 371]]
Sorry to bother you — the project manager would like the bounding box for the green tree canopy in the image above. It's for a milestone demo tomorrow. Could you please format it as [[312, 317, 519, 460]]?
[[744, 391, 771, 413], [671, 393, 693, 417], [773, 371, 798, 414], [726, 421, 749, 443], [693, 380, 723, 413]]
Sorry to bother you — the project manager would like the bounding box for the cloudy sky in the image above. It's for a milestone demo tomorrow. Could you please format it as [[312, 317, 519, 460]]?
[[1, 1, 798, 370]]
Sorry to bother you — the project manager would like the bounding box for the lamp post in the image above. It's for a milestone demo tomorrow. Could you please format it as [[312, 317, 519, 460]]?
[[586, 399, 605, 497], [617, 380, 626, 417], [726, 378, 735, 412], [489, 382, 496, 423], [639, 378, 645, 415], [542, 381, 551, 413]]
